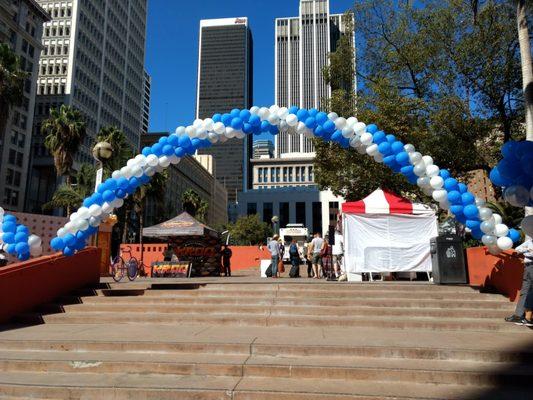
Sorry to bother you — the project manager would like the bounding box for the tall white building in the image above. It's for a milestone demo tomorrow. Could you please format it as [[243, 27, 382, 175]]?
[[141, 69, 150, 136], [25, 0, 147, 213], [0, 0, 49, 212]]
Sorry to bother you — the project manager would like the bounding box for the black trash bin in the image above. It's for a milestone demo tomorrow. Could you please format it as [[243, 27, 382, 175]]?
[[430, 235, 467, 284]]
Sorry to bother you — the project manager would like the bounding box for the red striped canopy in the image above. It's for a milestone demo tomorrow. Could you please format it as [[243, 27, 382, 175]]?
[[342, 189, 433, 215]]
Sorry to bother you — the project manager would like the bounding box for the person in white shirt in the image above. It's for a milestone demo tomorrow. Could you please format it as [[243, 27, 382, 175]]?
[[308, 232, 326, 279], [332, 230, 344, 279], [267, 235, 280, 279], [505, 238, 533, 326]]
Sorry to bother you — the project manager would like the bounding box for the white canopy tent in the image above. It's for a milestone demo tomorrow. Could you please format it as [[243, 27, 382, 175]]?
[[342, 189, 438, 281]]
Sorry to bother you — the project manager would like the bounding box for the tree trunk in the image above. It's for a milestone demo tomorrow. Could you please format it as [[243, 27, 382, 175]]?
[[65, 174, 72, 217], [517, 0, 533, 218], [122, 208, 130, 244]]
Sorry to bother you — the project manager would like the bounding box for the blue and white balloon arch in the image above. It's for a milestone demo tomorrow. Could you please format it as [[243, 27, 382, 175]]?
[[2, 105, 526, 261]]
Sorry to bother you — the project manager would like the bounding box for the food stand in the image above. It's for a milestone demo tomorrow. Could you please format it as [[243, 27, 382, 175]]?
[[142, 212, 222, 277]]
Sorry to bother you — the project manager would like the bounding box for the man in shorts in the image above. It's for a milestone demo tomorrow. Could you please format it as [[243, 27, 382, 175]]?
[[309, 232, 325, 279]]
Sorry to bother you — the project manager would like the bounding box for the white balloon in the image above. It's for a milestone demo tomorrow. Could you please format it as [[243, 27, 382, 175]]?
[[480, 220, 495, 234], [77, 219, 89, 231], [277, 107, 289, 119], [89, 216, 100, 227], [422, 155, 434, 166], [225, 127, 236, 139], [146, 154, 159, 167], [352, 122, 366, 135], [356, 146, 367, 155], [366, 144, 379, 156], [111, 170, 122, 180], [422, 187, 434, 196], [492, 214, 503, 225], [258, 107, 270, 119], [346, 117, 358, 127], [413, 162, 427, 177], [159, 156, 171, 168], [478, 207, 493, 221], [374, 153, 384, 163], [250, 106, 260, 115], [475, 198, 486, 207], [296, 122, 307, 135], [268, 114, 280, 126], [144, 166, 156, 177], [504, 185, 530, 207], [77, 207, 90, 220], [214, 122, 226, 134], [126, 158, 136, 167], [279, 120, 289, 132], [494, 224, 509, 237], [482, 234, 497, 246], [335, 117, 347, 130], [202, 118, 214, 131], [193, 118, 203, 129], [196, 130, 208, 140], [409, 152, 423, 165], [169, 154, 180, 164], [341, 126, 354, 138], [269, 104, 280, 114], [30, 246, 43, 257], [432, 189, 447, 202], [135, 154, 147, 167], [426, 165, 440, 177], [185, 125, 196, 137], [327, 112, 339, 121], [497, 236, 513, 251], [219, 135, 228, 143], [360, 132, 373, 146], [112, 198, 124, 208], [522, 215, 533, 237], [404, 144, 415, 153], [235, 131, 246, 139], [208, 132, 219, 143], [57, 228, 67, 238], [121, 166, 132, 179], [440, 199, 451, 210], [102, 202, 114, 214], [350, 136, 361, 148], [286, 114, 298, 127], [430, 176, 444, 190], [175, 126, 185, 136], [131, 166, 143, 178], [417, 177, 431, 188], [28, 234, 42, 247], [69, 212, 79, 222]]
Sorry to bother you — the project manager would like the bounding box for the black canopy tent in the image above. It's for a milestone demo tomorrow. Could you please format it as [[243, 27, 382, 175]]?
[[143, 212, 221, 277]]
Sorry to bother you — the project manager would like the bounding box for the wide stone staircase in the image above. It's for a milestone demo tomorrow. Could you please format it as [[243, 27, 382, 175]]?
[[0, 280, 532, 399]]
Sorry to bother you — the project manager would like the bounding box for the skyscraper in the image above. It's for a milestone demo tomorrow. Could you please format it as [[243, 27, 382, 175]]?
[[196, 17, 253, 221], [141, 70, 151, 136], [275, 0, 354, 157], [0, 0, 49, 212], [25, 0, 147, 213]]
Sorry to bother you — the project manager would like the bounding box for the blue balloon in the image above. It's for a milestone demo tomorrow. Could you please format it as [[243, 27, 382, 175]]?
[[516, 141, 533, 159], [252, 125, 262, 135], [521, 153, 533, 178], [14, 232, 28, 243], [212, 113, 222, 122], [102, 190, 115, 203], [76, 231, 87, 241], [322, 130, 333, 141], [139, 175, 150, 184], [386, 134, 396, 144], [466, 220, 481, 230], [178, 135, 192, 148], [162, 145, 174, 156], [221, 113, 232, 126], [239, 109, 251, 122], [18, 252, 30, 261], [73, 239, 86, 251], [400, 165, 414, 175], [391, 141, 404, 154], [151, 143, 163, 156], [447, 190, 462, 204], [508, 228, 521, 244], [243, 123, 253, 134], [314, 125, 324, 137], [175, 147, 186, 158], [269, 124, 279, 135], [2, 222, 16, 233], [323, 120, 335, 134], [383, 155, 396, 166], [16, 225, 29, 234], [316, 112, 328, 125], [331, 130, 343, 143], [340, 137, 350, 148], [2, 232, 15, 244], [439, 169, 451, 180], [141, 146, 152, 156], [396, 152, 410, 166], [50, 237, 65, 251], [489, 168, 511, 187], [305, 117, 317, 129], [471, 228, 483, 240], [260, 121, 271, 132], [372, 131, 386, 144], [230, 108, 241, 118], [83, 197, 94, 208], [129, 177, 140, 189], [116, 189, 127, 199], [390, 161, 402, 173], [457, 183, 468, 194], [366, 124, 378, 134], [86, 226, 98, 236], [378, 142, 392, 155], [407, 174, 419, 185], [106, 179, 117, 191], [117, 178, 129, 190], [309, 108, 319, 117], [450, 205, 464, 216], [168, 134, 180, 147], [6, 243, 16, 255], [64, 234, 76, 248], [63, 246, 75, 257], [498, 159, 521, 180], [296, 109, 309, 121], [3, 215, 16, 223], [191, 138, 202, 149], [288, 106, 299, 114], [231, 117, 243, 130], [461, 192, 475, 205], [501, 140, 519, 158], [249, 115, 261, 127], [444, 178, 459, 191], [93, 193, 103, 205], [158, 136, 168, 145], [463, 204, 479, 219]]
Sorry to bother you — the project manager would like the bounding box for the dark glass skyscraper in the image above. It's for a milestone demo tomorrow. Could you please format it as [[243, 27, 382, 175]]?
[[196, 17, 253, 220]]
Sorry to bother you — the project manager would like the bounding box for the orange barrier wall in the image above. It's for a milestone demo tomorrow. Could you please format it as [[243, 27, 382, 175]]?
[[466, 246, 524, 302], [0, 247, 101, 323], [120, 244, 270, 276]]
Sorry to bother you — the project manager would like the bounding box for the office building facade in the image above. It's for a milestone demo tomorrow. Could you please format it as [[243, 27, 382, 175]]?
[[25, 0, 147, 213], [141, 69, 150, 136], [196, 17, 253, 221], [252, 139, 274, 159], [0, 0, 49, 211]]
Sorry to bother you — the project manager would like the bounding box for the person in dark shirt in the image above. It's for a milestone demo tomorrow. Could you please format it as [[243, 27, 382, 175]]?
[[222, 245, 232, 277]]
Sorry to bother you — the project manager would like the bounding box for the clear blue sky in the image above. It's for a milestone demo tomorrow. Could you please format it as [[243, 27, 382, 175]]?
[[145, 0, 354, 134]]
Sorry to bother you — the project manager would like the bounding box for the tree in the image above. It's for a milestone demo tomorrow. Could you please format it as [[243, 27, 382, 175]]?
[[43, 164, 95, 212], [0, 44, 26, 139], [95, 126, 133, 178], [314, 1, 524, 201], [227, 214, 272, 246], [181, 189, 209, 223]]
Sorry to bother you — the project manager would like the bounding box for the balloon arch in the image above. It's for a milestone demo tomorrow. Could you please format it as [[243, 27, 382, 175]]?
[[0, 105, 526, 261]]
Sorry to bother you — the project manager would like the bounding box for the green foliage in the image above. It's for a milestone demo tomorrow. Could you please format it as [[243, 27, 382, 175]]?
[[227, 214, 272, 246], [43, 164, 95, 212], [42, 105, 86, 181], [314, 0, 524, 201], [96, 126, 134, 178], [0, 44, 26, 135], [181, 189, 209, 223]]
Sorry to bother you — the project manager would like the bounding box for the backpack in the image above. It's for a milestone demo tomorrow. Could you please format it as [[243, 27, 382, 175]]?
[[289, 244, 298, 256], [265, 264, 273, 277]]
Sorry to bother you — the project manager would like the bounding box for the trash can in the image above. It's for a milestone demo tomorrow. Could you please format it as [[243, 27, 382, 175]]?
[[430, 235, 467, 284]]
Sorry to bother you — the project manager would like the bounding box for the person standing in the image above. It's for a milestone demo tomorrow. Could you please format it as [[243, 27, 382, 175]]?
[[309, 232, 326, 279], [505, 238, 533, 324], [289, 239, 301, 278], [332, 229, 345, 280], [267, 235, 280, 279], [221, 245, 232, 277]]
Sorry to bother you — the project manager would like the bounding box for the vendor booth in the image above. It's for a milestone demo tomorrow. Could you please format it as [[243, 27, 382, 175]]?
[[342, 189, 438, 281], [143, 212, 222, 277]]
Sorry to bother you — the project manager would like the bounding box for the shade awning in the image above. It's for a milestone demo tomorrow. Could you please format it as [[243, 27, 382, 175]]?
[[342, 189, 434, 215], [142, 212, 218, 238]]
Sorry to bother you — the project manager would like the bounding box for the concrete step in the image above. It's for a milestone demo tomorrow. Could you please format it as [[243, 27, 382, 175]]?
[[38, 302, 510, 320], [0, 371, 529, 399], [59, 294, 514, 310], [0, 349, 532, 386], [14, 311, 522, 332]]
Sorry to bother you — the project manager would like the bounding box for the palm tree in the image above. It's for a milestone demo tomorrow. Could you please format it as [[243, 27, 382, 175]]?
[[516, 0, 533, 140], [181, 189, 209, 223], [0, 44, 26, 137], [43, 105, 86, 186], [95, 126, 133, 178], [43, 163, 96, 212]]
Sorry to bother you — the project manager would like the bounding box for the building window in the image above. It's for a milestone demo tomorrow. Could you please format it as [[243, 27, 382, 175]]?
[[288, 167, 293, 182], [270, 168, 274, 183], [312, 202, 322, 236], [8, 149, 16, 165], [283, 167, 288, 182], [16, 152, 23, 167], [296, 167, 301, 182], [280, 202, 289, 228], [276, 167, 280, 183], [258, 168, 262, 183], [296, 202, 306, 225], [263, 202, 273, 224], [247, 202, 257, 216], [308, 166, 313, 182], [6, 169, 14, 185]]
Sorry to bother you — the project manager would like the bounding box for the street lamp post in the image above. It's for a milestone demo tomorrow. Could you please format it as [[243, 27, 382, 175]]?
[[92, 141, 113, 246], [271, 215, 279, 235]]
